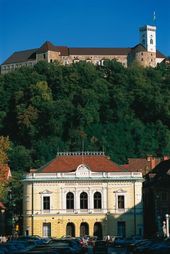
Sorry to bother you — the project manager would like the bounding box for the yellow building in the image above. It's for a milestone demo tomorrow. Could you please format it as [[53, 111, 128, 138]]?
[[23, 152, 143, 238]]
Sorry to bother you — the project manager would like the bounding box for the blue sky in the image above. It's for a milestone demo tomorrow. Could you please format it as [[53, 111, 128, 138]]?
[[0, 0, 170, 64]]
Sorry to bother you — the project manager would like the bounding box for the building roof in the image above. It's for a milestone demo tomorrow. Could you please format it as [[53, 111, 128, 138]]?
[[131, 44, 147, 53], [2, 48, 37, 65], [69, 47, 131, 56], [36, 41, 69, 56], [1, 40, 166, 65], [121, 157, 161, 175], [156, 50, 166, 59], [38, 153, 126, 173]]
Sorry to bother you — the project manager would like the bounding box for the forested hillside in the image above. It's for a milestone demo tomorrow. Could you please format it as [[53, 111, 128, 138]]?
[[0, 60, 170, 172]]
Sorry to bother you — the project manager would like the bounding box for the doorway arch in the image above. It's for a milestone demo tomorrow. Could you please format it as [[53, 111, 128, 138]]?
[[93, 222, 103, 240], [80, 222, 89, 237], [66, 222, 75, 237]]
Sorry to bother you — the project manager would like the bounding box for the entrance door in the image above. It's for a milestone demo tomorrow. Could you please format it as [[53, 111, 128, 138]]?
[[93, 222, 103, 240], [117, 221, 126, 237], [66, 222, 75, 237], [80, 222, 89, 237], [43, 223, 51, 237]]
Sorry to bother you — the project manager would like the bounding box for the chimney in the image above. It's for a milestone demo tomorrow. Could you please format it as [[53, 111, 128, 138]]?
[[30, 168, 37, 173], [163, 155, 169, 161]]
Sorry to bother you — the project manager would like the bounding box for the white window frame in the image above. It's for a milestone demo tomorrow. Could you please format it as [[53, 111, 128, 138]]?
[[40, 190, 52, 213], [114, 189, 127, 212]]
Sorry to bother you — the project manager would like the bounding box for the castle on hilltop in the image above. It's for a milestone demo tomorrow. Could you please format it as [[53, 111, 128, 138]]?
[[1, 25, 166, 74]]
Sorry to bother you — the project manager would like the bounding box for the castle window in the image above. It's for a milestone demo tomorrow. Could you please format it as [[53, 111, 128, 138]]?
[[50, 59, 53, 63], [150, 39, 153, 44], [43, 54, 46, 59], [66, 192, 74, 209], [94, 192, 102, 209], [80, 192, 88, 209], [141, 52, 143, 56], [141, 58, 143, 61]]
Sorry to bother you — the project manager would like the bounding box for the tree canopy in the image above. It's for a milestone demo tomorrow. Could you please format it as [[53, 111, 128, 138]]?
[[0, 60, 170, 170]]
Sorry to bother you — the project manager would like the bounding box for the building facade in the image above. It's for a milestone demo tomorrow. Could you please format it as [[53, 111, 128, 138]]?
[[23, 152, 143, 238], [1, 25, 166, 74], [143, 158, 170, 237]]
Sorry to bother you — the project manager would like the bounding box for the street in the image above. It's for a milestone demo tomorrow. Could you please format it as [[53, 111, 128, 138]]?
[[87, 245, 127, 254]]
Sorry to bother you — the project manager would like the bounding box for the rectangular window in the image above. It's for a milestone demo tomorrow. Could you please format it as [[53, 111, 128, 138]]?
[[43, 223, 51, 237], [117, 221, 126, 237], [43, 196, 50, 210], [118, 195, 125, 209], [161, 192, 168, 201]]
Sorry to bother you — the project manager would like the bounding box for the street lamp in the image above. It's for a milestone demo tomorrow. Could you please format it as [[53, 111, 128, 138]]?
[[165, 214, 169, 238], [0, 208, 5, 235]]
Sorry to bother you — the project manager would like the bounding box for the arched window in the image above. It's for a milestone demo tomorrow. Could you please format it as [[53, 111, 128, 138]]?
[[80, 192, 88, 209], [80, 222, 89, 236], [66, 192, 74, 209], [94, 192, 102, 209], [150, 39, 153, 44], [66, 222, 75, 237]]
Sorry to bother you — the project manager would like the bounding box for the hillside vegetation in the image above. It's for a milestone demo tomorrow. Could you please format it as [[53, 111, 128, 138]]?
[[0, 60, 170, 171]]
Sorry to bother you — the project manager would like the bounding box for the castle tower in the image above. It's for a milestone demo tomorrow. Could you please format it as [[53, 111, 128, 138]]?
[[139, 25, 156, 52]]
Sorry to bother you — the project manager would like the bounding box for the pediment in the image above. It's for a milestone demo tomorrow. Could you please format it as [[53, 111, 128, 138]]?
[[39, 189, 52, 194], [76, 164, 91, 177], [113, 189, 126, 193]]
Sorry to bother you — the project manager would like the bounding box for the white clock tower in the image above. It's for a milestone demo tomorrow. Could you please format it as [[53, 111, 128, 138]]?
[[139, 25, 156, 53]]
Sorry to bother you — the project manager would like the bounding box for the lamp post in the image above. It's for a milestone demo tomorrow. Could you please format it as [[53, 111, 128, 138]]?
[[0, 208, 5, 235], [165, 214, 169, 238]]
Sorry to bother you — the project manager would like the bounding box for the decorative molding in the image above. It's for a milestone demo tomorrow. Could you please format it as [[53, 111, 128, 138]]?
[[39, 189, 52, 194], [113, 189, 127, 193], [76, 164, 91, 177]]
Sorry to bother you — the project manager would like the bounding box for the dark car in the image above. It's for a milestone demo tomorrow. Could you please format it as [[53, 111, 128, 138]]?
[[93, 240, 108, 254], [48, 239, 83, 254]]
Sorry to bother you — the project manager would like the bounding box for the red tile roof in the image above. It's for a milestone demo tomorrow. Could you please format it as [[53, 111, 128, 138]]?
[[121, 157, 161, 175], [39, 154, 125, 173]]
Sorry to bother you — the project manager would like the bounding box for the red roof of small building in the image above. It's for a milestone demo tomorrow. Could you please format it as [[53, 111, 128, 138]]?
[[121, 157, 161, 175], [39, 153, 125, 173]]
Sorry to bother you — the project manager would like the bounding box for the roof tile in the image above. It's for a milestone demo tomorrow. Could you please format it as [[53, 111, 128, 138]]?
[[39, 155, 126, 173]]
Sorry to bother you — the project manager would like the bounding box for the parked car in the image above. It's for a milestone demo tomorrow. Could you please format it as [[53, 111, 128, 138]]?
[[48, 239, 83, 254], [93, 240, 108, 254], [114, 237, 126, 247], [132, 239, 156, 254]]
